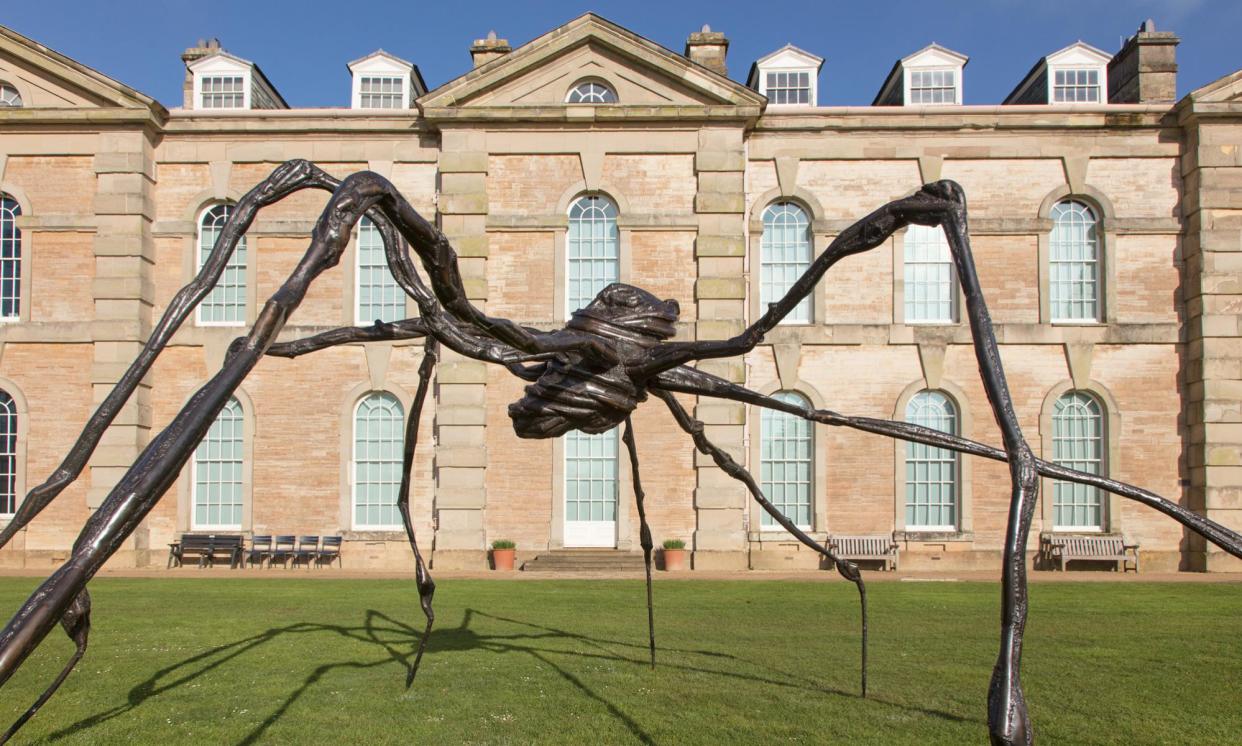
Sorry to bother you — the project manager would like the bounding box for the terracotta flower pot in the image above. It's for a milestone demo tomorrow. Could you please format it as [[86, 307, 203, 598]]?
[[492, 548, 516, 571], [662, 548, 687, 572]]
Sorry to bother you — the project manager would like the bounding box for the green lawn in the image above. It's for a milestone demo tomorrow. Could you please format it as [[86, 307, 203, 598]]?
[[0, 577, 1239, 744]]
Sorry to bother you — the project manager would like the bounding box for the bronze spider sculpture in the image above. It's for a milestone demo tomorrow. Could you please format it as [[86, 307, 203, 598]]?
[[0, 160, 1240, 745]]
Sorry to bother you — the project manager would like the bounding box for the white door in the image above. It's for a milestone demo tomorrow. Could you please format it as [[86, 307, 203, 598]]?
[[563, 428, 618, 547]]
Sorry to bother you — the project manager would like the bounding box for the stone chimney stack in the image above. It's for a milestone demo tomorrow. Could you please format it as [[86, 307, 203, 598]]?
[[470, 31, 511, 68], [1108, 19, 1179, 103], [685, 24, 729, 77], [181, 38, 221, 108]]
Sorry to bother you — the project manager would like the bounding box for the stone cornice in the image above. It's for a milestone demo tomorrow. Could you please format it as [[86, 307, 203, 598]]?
[[420, 104, 762, 126]]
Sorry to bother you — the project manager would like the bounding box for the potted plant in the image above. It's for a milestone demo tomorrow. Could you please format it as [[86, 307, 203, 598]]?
[[491, 539, 516, 571], [661, 538, 687, 572]]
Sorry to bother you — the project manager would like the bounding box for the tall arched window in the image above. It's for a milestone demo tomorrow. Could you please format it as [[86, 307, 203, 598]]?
[[1051, 390, 1104, 530], [356, 217, 404, 324], [192, 397, 244, 529], [567, 195, 619, 315], [353, 392, 405, 529], [197, 204, 247, 325], [1049, 200, 1100, 322], [0, 390, 16, 517], [905, 390, 959, 530], [904, 225, 956, 323], [566, 80, 617, 103], [1, 194, 22, 320], [761, 202, 812, 323], [760, 391, 813, 528], [0, 83, 21, 108]]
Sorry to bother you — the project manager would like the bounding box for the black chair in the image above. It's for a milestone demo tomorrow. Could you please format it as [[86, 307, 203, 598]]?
[[316, 536, 343, 568], [247, 535, 273, 568], [292, 536, 320, 569], [269, 535, 297, 568]]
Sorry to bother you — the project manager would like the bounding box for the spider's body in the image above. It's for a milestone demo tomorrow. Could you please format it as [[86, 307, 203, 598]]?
[[508, 283, 680, 438], [2, 163, 1241, 746]]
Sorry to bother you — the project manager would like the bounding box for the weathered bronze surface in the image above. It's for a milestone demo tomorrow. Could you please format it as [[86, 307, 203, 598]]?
[[1, 162, 1240, 745]]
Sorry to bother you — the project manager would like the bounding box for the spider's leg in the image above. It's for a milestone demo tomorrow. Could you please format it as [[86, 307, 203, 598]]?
[[0, 589, 90, 745], [0, 160, 339, 553], [653, 365, 1242, 561], [652, 389, 869, 698], [396, 338, 439, 685], [621, 416, 656, 669]]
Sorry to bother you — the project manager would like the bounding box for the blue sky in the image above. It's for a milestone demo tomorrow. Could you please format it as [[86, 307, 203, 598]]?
[[4, 0, 1239, 107]]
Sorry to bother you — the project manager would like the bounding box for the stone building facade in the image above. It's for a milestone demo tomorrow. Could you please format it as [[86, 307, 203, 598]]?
[[0, 14, 1239, 572]]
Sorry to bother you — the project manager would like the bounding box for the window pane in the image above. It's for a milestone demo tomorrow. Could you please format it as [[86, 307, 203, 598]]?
[[0, 196, 21, 319], [764, 69, 813, 105], [760, 392, 813, 529], [904, 224, 955, 322], [359, 76, 405, 108], [197, 204, 247, 324], [566, 195, 619, 315], [192, 397, 244, 529], [354, 393, 405, 529], [761, 202, 812, 323], [904, 391, 958, 529], [1051, 391, 1104, 530], [566, 81, 617, 104], [200, 76, 245, 109], [0, 84, 21, 108], [1049, 201, 1100, 322], [357, 217, 405, 323], [564, 428, 618, 524]]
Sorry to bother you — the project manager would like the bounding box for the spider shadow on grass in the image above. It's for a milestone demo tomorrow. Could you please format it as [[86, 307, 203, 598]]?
[[44, 604, 973, 743]]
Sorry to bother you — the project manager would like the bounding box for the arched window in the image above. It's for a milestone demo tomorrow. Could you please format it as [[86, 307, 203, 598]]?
[[0, 390, 16, 517], [0, 83, 21, 108], [1051, 391, 1105, 530], [760, 391, 812, 529], [356, 217, 404, 324], [566, 80, 617, 104], [566, 195, 619, 315], [904, 390, 959, 530], [1049, 200, 1100, 322], [904, 225, 956, 323], [197, 204, 247, 325], [761, 202, 812, 323], [353, 392, 405, 529], [192, 397, 244, 529], [0, 194, 21, 320]]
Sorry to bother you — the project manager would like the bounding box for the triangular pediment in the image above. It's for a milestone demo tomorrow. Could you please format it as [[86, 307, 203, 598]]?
[[419, 13, 764, 110], [1190, 68, 1242, 103], [0, 23, 161, 111]]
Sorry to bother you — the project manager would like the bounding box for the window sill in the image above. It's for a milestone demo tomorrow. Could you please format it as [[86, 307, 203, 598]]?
[[896, 530, 973, 543], [340, 530, 406, 541]]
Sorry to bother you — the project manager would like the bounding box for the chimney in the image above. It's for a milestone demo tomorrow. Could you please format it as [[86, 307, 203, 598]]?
[[470, 30, 511, 68], [1108, 19, 1179, 103], [685, 24, 729, 77], [181, 38, 222, 108]]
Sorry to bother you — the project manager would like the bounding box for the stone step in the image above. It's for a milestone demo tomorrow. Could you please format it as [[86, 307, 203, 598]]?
[[522, 550, 646, 572]]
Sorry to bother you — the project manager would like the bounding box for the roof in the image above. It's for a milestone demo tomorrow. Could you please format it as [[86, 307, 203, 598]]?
[[746, 44, 824, 89], [1004, 41, 1112, 105], [872, 43, 969, 106], [189, 50, 289, 108]]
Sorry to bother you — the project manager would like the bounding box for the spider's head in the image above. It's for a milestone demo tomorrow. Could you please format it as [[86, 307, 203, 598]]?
[[569, 283, 680, 341]]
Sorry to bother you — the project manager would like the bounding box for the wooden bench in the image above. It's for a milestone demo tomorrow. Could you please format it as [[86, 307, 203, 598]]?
[[828, 534, 900, 571], [1044, 534, 1139, 572], [167, 534, 244, 569]]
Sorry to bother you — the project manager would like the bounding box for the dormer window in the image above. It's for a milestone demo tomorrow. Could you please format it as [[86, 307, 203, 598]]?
[[566, 80, 617, 104], [747, 45, 823, 108], [0, 83, 21, 108], [872, 44, 967, 107], [1052, 68, 1101, 102], [348, 50, 425, 110], [200, 75, 245, 109]]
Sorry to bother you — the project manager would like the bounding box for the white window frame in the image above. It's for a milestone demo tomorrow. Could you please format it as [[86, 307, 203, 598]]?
[[760, 202, 812, 324], [760, 391, 814, 531], [0, 83, 22, 108], [355, 75, 407, 109], [190, 397, 245, 531], [196, 75, 248, 110], [563, 428, 619, 524], [196, 204, 248, 326], [1049, 200, 1101, 323], [351, 392, 405, 531], [355, 217, 404, 324], [762, 70, 813, 105], [0, 195, 22, 322], [1051, 391, 1105, 531], [903, 225, 957, 324], [905, 67, 959, 105], [566, 195, 619, 317], [0, 390, 16, 518], [190, 54, 254, 111], [566, 80, 618, 104], [904, 390, 959, 531], [1050, 67, 1102, 104]]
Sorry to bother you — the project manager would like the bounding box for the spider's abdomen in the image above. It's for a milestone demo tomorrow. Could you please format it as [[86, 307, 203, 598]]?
[[507, 358, 642, 439]]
